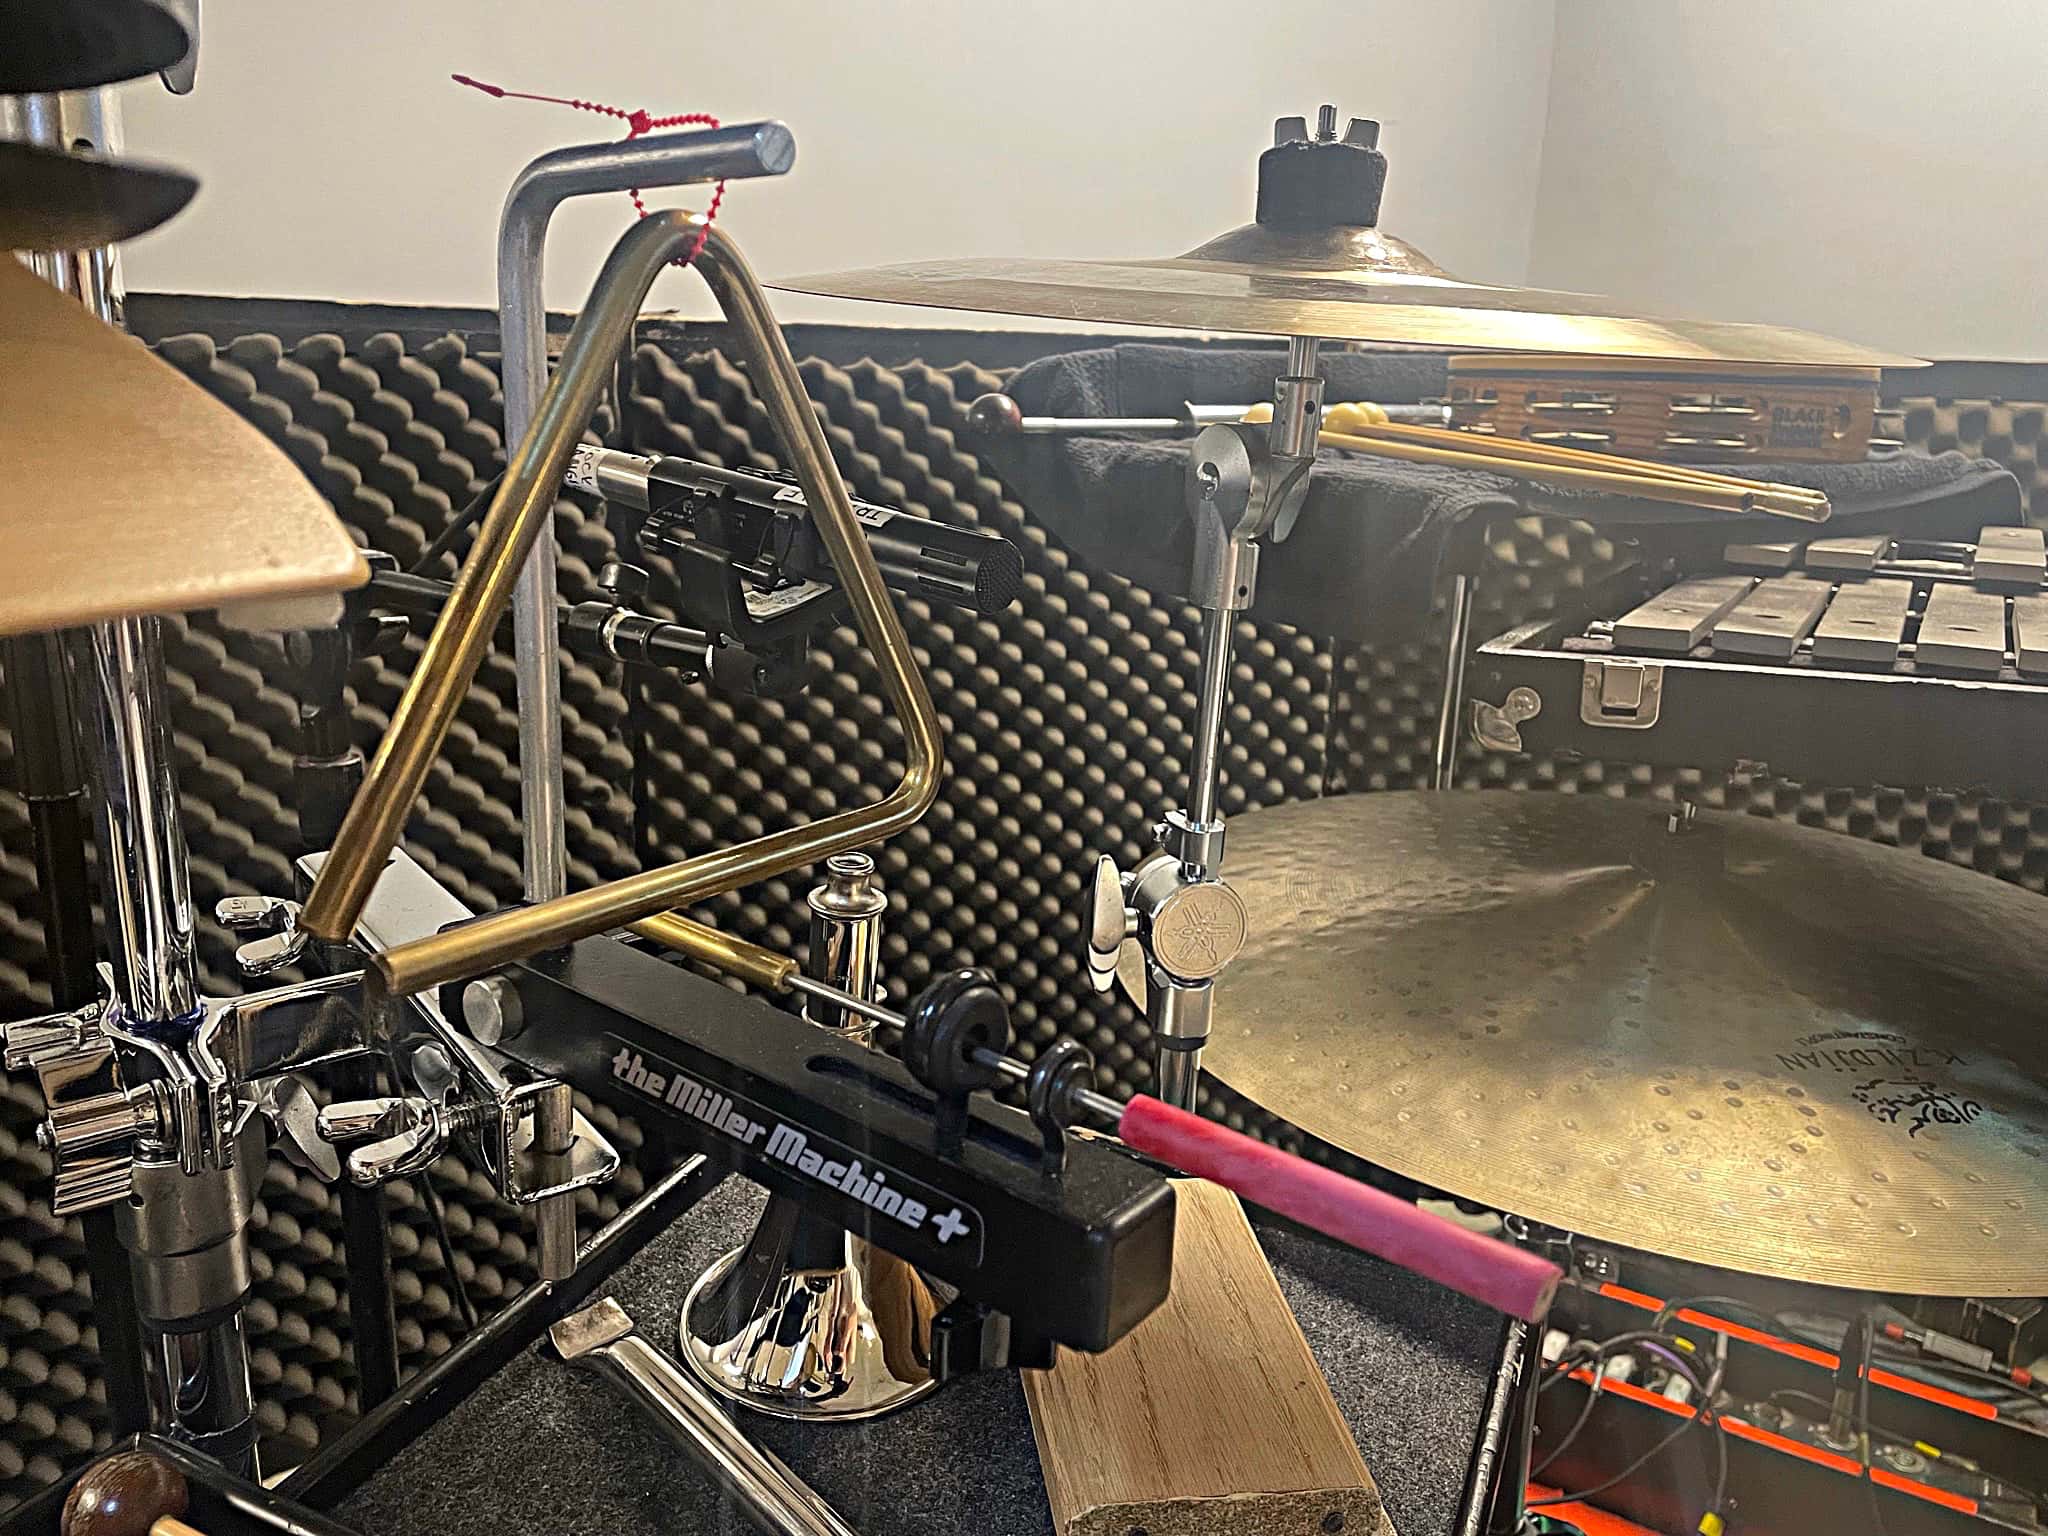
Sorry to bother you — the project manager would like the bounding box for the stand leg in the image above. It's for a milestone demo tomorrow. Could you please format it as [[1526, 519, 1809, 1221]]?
[[2, 632, 152, 1437]]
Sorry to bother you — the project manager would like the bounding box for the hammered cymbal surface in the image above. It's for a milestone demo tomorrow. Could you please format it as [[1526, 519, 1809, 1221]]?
[[1193, 792, 2048, 1294], [775, 223, 1921, 368]]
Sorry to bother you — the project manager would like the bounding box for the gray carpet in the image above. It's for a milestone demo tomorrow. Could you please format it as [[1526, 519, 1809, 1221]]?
[[339, 1176, 1501, 1536]]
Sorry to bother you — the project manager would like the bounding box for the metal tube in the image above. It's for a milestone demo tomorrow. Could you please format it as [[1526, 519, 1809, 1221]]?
[[1432, 572, 1474, 791], [76, 620, 199, 1026], [497, 124, 796, 904], [305, 216, 944, 996], [802, 852, 885, 1041], [531, 1082, 578, 1283], [555, 1299, 862, 1536], [1185, 608, 1236, 830]]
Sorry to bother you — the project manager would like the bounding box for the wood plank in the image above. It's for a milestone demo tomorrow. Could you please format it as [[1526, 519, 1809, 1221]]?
[[1612, 575, 1753, 653], [1023, 1181, 1391, 1536], [1917, 585, 2008, 674], [1724, 540, 1803, 573], [2014, 595, 2048, 676], [1974, 525, 2047, 589], [0, 260, 366, 638], [1711, 576, 1832, 659], [1804, 534, 1891, 575], [1810, 578, 1914, 665]]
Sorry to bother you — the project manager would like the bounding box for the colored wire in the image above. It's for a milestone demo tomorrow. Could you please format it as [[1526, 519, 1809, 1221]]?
[[1532, 1336, 1707, 1479], [451, 74, 727, 265]]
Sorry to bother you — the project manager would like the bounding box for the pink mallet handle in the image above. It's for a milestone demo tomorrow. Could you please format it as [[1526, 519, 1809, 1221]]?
[[1119, 1095, 1561, 1322]]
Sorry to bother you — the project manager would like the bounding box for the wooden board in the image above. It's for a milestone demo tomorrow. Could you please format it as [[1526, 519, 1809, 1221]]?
[[1711, 576, 1831, 659], [1612, 574, 1752, 653], [0, 259, 366, 638], [1810, 578, 1913, 666], [1917, 584, 2008, 674], [1022, 1180, 1391, 1536]]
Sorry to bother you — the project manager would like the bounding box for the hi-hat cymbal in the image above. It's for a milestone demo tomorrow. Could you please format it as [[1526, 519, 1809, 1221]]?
[[0, 0, 190, 93], [0, 259, 366, 636], [1127, 792, 2048, 1294], [776, 221, 1919, 368], [0, 141, 198, 251]]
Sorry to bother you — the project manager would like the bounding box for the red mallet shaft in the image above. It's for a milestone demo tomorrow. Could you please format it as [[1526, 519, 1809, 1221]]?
[[1119, 1094, 1562, 1322]]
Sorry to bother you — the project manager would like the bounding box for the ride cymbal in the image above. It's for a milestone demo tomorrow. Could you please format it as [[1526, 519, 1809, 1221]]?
[[0, 141, 198, 251], [0, 0, 190, 93], [1131, 791, 2048, 1294]]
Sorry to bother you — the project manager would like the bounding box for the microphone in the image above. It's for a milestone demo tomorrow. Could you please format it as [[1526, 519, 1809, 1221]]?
[[568, 445, 1024, 617]]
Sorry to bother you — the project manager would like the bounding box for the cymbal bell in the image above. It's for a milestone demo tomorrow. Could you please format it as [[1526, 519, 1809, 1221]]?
[[1127, 792, 2048, 1295], [0, 141, 198, 252]]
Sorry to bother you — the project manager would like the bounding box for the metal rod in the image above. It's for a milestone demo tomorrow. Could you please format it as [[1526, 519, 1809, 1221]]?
[[1433, 573, 1474, 791], [497, 124, 796, 904], [531, 1082, 578, 1283], [553, 1298, 862, 1536], [75, 619, 199, 1027], [781, 973, 1127, 1124], [336, 1058, 400, 1410], [305, 215, 944, 997], [16, 90, 253, 1463], [1185, 608, 1236, 830]]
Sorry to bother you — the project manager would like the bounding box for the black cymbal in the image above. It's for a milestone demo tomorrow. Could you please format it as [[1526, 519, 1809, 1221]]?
[[0, 141, 197, 251], [0, 0, 190, 92]]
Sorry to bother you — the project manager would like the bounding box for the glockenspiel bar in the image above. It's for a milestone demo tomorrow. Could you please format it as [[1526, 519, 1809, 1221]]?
[[1711, 576, 1833, 659], [1725, 540, 1804, 573], [2011, 594, 2048, 676], [1612, 574, 1755, 654], [1804, 533, 1892, 576], [1973, 525, 2048, 589], [1810, 577, 1914, 665], [1916, 584, 2009, 674]]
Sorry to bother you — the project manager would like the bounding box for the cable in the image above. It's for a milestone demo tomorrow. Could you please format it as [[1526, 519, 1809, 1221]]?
[[1532, 1339, 1706, 1480], [1528, 1352, 1728, 1513], [407, 473, 503, 576], [1649, 1292, 1791, 1336], [413, 1167, 478, 1332]]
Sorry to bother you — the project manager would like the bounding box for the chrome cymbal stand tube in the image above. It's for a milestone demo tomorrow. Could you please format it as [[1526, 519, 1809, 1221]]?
[[3, 89, 255, 1470], [497, 125, 797, 905], [680, 853, 943, 1420], [1092, 324, 1324, 1108]]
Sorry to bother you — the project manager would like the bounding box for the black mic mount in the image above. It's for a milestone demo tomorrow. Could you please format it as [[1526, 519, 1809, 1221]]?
[[567, 443, 1024, 626]]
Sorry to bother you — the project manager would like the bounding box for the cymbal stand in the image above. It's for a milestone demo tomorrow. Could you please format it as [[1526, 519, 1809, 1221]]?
[[1088, 336, 1325, 1107]]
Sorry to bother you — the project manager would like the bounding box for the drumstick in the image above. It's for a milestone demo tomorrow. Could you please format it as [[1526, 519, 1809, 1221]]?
[[61, 1451, 206, 1536], [1314, 425, 1828, 519], [1315, 401, 1832, 507], [632, 912, 1565, 1321]]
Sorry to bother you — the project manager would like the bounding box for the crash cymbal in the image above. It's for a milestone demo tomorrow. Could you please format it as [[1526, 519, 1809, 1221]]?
[[776, 112, 1919, 368], [1128, 791, 2048, 1294], [778, 227, 1917, 368], [0, 0, 190, 93], [0, 258, 367, 636], [0, 141, 198, 251]]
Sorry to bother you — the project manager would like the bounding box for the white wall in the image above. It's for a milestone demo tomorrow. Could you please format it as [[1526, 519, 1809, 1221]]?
[[1529, 0, 2048, 361], [118, 0, 1560, 330]]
